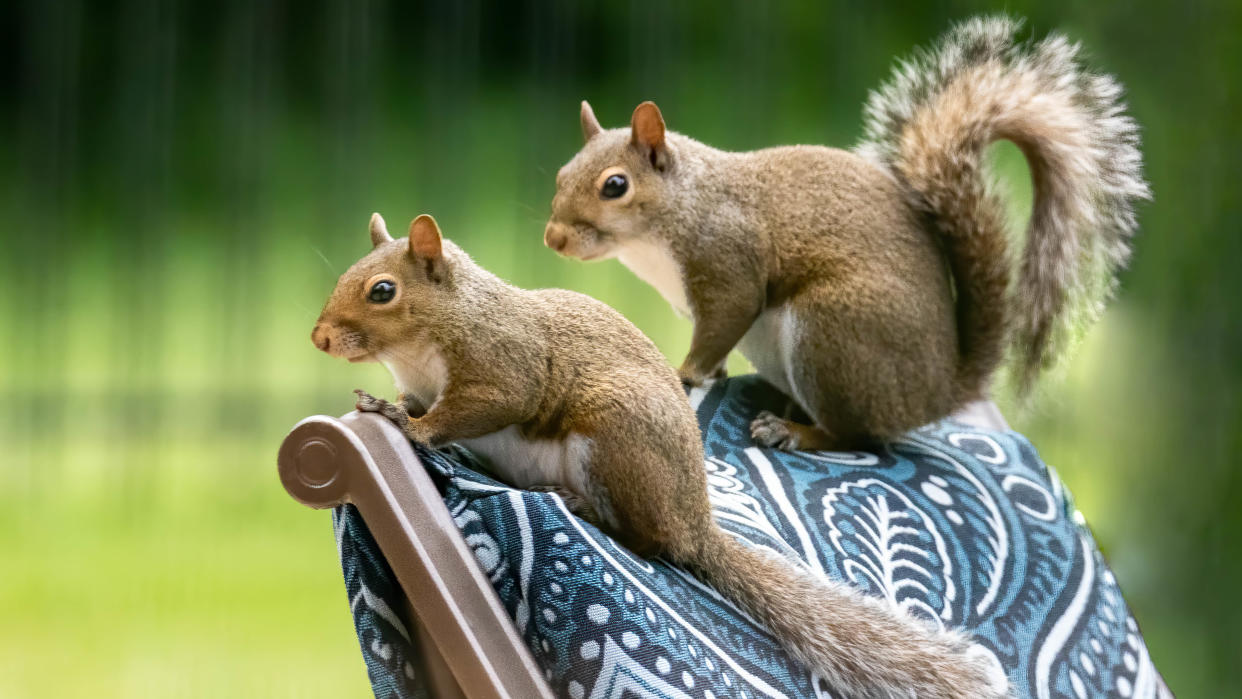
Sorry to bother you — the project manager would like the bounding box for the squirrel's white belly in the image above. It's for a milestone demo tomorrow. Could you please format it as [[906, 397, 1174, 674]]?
[[459, 428, 592, 495], [383, 343, 449, 410], [737, 304, 798, 398], [615, 238, 691, 317]]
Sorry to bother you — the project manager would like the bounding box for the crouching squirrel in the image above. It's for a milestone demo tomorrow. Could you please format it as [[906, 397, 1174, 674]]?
[[311, 213, 1010, 698], [544, 16, 1150, 451]]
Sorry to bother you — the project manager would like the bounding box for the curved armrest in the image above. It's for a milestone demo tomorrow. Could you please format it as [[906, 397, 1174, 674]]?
[[277, 411, 554, 699]]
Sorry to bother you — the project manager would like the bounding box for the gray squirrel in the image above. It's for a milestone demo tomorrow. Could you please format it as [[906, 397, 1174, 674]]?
[[545, 16, 1149, 451], [312, 213, 1010, 698]]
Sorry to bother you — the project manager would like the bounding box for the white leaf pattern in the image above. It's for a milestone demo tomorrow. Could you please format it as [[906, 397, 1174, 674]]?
[[822, 478, 956, 624]]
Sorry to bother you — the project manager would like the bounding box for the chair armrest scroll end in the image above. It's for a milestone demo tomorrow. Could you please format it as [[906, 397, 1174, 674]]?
[[277, 414, 364, 509]]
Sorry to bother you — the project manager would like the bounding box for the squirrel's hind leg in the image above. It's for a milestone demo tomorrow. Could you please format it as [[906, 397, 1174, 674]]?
[[765, 282, 954, 450], [528, 485, 604, 529], [750, 411, 874, 452]]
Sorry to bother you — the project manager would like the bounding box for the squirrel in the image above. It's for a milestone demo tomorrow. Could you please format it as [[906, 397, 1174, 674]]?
[[544, 16, 1150, 451], [311, 212, 1010, 698]]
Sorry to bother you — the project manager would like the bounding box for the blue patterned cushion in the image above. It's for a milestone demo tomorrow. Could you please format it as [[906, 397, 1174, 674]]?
[[336, 375, 1167, 698], [334, 505, 431, 699]]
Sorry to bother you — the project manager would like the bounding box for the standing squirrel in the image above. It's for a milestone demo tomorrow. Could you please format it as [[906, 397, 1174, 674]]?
[[312, 213, 1010, 698], [544, 16, 1150, 450]]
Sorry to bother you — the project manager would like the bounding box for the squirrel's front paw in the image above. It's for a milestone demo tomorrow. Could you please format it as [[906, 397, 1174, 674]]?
[[354, 389, 385, 412], [355, 390, 437, 445], [354, 389, 409, 424]]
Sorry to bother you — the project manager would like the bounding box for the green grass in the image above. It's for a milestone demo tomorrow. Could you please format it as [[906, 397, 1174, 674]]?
[[0, 485, 369, 698]]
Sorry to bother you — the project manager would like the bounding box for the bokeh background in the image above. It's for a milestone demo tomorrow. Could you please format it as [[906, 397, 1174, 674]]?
[[2, 0, 1239, 696]]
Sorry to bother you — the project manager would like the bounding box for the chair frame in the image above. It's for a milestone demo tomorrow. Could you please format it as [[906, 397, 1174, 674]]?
[[278, 411, 555, 698]]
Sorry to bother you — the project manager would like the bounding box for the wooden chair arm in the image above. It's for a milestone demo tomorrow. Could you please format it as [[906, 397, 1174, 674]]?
[[277, 411, 554, 699]]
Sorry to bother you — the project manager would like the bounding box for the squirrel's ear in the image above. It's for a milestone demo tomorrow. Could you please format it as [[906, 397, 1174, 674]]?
[[408, 214, 444, 261], [580, 100, 602, 142], [630, 101, 668, 170], [369, 212, 392, 247]]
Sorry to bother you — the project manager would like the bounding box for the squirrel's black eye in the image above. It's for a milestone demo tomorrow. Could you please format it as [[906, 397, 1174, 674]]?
[[368, 280, 396, 303], [600, 174, 628, 199]]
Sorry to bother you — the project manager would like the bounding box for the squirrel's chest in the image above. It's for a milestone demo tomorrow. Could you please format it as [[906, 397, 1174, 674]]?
[[616, 238, 690, 317], [383, 344, 448, 410]]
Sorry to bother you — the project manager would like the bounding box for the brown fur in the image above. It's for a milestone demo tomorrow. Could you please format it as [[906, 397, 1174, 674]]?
[[547, 16, 1147, 447], [857, 16, 1149, 394], [548, 116, 961, 448], [314, 213, 1009, 698]]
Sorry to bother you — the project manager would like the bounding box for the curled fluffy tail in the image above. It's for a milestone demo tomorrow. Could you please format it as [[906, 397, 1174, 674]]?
[[683, 530, 1009, 698], [856, 16, 1149, 397]]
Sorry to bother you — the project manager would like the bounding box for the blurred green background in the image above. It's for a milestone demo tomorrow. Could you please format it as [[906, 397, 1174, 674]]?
[[2, 1, 1239, 696]]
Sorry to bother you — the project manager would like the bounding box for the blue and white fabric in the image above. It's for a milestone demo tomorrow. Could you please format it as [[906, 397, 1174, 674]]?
[[335, 375, 1169, 698]]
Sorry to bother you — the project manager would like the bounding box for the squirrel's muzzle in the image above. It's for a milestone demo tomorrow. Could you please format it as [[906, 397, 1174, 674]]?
[[311, 321, 373, 362], [311, 323, 332, 352], [544, 221, 570, 253]]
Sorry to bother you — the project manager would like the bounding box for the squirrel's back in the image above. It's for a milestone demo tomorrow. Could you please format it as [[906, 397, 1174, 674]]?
[[736, 144, 953, 297], [524, 287, 694, 428], [527, 288, 674, 374]]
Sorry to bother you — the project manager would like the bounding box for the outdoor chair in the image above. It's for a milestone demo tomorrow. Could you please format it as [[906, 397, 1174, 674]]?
[[277, 375, 1172, 698]]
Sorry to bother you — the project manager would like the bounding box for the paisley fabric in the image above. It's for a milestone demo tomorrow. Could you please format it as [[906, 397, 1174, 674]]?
[[335, 375, 1169, 698], [334, 504, 431, 699]]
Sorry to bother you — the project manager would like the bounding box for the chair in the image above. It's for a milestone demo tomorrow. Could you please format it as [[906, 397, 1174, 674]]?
[[277, 376, 1172, 698]]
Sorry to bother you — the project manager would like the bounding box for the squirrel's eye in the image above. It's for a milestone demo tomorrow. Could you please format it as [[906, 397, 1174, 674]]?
[[600, 174, 628, 199], [368, 280, 396, 304]]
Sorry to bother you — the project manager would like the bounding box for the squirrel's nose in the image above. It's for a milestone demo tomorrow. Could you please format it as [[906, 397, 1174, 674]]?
[[544, 223, 568, 252], [311, 324, 331, 352]]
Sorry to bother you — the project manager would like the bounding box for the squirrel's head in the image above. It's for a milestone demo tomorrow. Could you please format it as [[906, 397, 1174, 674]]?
[[544, 100, 675, 261], [311, 213, 453, 363]]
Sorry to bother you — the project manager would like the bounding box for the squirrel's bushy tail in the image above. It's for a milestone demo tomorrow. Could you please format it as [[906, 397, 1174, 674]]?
[[681, 530, 1009, 698], [856, 16, 1149, 398]]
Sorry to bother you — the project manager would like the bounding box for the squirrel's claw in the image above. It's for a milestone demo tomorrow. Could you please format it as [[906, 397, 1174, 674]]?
[[750, 411, 800, 451], [353, 389, 385, 412], [354, 389, 409, 425]]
